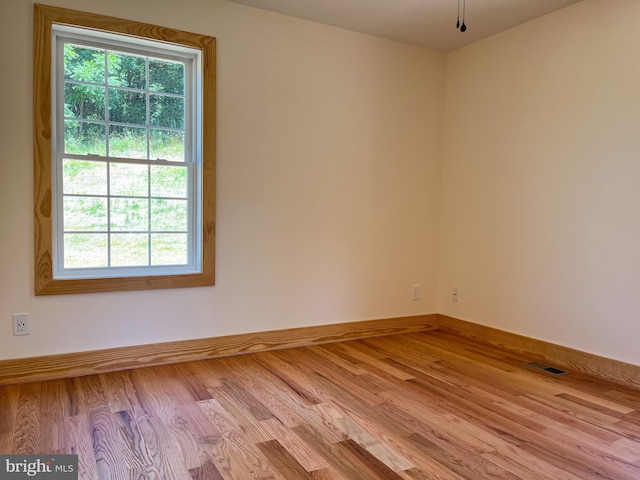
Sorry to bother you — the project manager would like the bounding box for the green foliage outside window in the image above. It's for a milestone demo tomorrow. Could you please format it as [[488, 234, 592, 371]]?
[[61, 44, 190, 269], [63, 44, 185, 161]]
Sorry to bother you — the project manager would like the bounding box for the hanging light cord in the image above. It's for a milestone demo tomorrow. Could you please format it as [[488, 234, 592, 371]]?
[[456, 0, 467, 32]]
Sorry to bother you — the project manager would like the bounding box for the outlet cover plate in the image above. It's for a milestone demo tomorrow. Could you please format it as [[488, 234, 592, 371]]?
[[12, 313, 29, 336]]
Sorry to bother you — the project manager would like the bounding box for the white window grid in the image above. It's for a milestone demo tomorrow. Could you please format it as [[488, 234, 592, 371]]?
[[51, 24, 203, 279]]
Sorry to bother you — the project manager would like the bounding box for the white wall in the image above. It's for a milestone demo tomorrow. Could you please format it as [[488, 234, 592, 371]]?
[[439, 0, 640, 365], [0, 0, 445, 360], [3, 0, 638, 368]]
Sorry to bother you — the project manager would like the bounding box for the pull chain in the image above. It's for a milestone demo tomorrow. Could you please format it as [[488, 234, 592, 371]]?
[[456, 0, 467, 32]]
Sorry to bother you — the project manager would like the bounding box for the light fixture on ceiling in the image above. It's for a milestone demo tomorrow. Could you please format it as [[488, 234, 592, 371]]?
[[456, 0, 467, 32]]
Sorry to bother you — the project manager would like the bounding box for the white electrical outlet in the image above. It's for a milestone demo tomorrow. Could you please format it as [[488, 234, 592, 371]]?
[[411, 284, 421, 301], [12, 313, 29, 336], [452, 288, 459, 302]]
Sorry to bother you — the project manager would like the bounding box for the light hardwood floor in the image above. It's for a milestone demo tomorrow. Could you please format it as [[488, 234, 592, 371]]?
[[1, 330, 639, 479]]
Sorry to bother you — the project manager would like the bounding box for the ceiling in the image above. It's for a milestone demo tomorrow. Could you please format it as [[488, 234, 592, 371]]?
[[226, 0, 583, 52]]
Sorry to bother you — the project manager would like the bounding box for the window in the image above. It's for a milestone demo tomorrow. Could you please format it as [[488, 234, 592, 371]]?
[[34, 4, 216, 295]]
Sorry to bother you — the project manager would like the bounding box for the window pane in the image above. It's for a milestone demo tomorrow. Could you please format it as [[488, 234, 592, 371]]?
[[64, 83, 105, 120], [63, 159, 107, 195], [151, 233, 187, 265], [150, 129, 184, 161], [40, 16, 216, 290], [110, 162, 149, 196], [151, 199, 187, 231], [110, 234, 149, 266], [110, 198, 149, 231], [64, 45, 105, 84], [64, 233, 108, 268], [150, 165, 188, 198], [109, 125, 148, 159], [109, 89, 147, 125], [63, 197, 108, 231], [65, 121, 106, 156], [150, 94, 184, 128], [108, 51, 146, 90], [149, 59, 184, 94]]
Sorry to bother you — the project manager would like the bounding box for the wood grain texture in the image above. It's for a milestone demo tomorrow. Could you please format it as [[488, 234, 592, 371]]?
[[33, 3, 54, 296], [2, 330, 638, 479], [0, 315, 436, 386], [33, 4, 216, 295], [435, 314, 640, 390]]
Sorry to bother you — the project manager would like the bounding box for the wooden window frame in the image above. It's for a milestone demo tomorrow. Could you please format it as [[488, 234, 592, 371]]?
[[34, 4, 216, 295]]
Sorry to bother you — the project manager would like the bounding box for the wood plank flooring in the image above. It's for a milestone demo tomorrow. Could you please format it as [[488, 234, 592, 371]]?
[[1, 330, 639, 479]]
